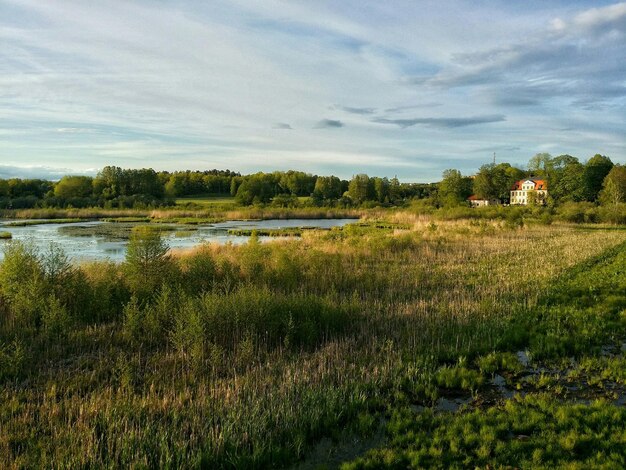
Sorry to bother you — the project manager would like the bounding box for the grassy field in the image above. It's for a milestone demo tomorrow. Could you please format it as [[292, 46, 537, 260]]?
[[1, 214, 626, 468], [175, 194, 237, 208]]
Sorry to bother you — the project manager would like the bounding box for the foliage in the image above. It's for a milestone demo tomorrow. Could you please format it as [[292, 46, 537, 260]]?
[[348, 174, 375, 204], [548, 154, 586, 203], [527, 152, 553, 177], [473, 163, 523, 201], [54, 175, 94, 199], [123, 226, 171, 297], [314, 175, 344, 202], [583, 154, 614, 202], [600, 165, 626, 206], [437, 169, 472, 206], [235, 173, 276, 205]]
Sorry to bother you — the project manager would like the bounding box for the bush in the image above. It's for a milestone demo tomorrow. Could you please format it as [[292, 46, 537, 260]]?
[[435, 362, 484, 392], [41, 295, 71, 340], [476, 352, 524, 375], [597, 203, 626, 224], [555, 202, 597, 223], [123, 226, 174, 297]]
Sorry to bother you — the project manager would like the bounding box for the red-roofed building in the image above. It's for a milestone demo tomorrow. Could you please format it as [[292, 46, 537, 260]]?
[[510, 178, 548, 205], [467, 194, 500, 207]]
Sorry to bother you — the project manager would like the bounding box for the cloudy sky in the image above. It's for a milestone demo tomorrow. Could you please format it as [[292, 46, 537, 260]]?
[[1, 0, 625, 181]]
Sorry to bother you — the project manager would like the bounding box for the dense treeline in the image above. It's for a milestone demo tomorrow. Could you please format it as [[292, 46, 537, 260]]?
[[0, 152, 623, 211], [0, 167, 435, 210]]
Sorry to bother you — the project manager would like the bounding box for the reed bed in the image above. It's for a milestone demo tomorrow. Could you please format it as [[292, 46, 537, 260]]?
[[0, 217, 625, 468]]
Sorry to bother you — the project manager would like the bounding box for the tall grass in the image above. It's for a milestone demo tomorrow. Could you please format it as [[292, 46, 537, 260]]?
[[1, 216, 625, 468]]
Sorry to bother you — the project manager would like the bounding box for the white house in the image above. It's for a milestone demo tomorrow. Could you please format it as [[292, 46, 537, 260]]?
[[510, 178, 548, 205]]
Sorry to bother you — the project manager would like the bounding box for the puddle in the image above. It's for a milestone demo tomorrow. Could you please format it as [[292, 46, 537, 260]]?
[[292, 422, 386, 470], [491, 374, 516, 399], [436, 396, 472, 412], [492, 374, 506, 387], [409, 396, 474, 414], [516, 350, 530, 367], [410, 404, 426, 413]]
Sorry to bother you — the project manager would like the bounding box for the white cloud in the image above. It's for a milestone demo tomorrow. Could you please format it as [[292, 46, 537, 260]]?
[[573, 2, 626, 30], [0, 0, 624, 180]]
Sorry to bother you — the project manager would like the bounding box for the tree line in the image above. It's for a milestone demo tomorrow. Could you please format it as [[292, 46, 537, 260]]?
[[0, 166, 435, 209], [438, 153, 624, 207], [0, 153, 623, 210], [0, 168, 238, 209]]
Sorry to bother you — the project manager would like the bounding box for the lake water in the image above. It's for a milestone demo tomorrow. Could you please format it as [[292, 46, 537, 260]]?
[[0, 218, 356, 262]]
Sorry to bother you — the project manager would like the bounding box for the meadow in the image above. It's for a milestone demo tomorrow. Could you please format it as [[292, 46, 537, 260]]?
[[1, 213, 626, 468]]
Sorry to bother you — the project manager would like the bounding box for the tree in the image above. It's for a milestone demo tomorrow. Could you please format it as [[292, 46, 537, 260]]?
[[0, 179, 9, 197], [599, 165, 626, 206], [372, 177, 390, 203], [93, 166, 123, 199], [583, 154, 613, 202], [230, 177, 242, 197], [313, 176, 343, 201], [279, 171, 316, 196], [438, 169, 472, 206], [54, 176, 93, 199], [164, 174, 186, 197], [347, 174, 375, 204], [389, 177, 401, 202], [549, 155, 585, 203], [235, 174, 274, 205], [93, 167, 164, 200], [528, 153, 553, 178], [504, 166, 526, 186], [473, 163, 520, 201], [124, 227, 171, 296]]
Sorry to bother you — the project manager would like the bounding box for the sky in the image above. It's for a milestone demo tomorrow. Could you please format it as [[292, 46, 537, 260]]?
[[1, 0, 625, 182]]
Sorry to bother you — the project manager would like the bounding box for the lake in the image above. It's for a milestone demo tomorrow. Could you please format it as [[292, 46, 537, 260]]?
[[0, 218, 357, 262]]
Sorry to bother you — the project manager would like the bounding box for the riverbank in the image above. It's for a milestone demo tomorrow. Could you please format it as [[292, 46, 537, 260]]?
[[0, 206, 366, 222]]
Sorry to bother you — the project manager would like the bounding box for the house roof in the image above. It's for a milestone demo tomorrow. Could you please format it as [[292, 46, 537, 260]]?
[[511, 178, 547, 190]]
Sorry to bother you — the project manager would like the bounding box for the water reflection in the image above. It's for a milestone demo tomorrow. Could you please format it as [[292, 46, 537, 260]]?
[[0, 218, 356, 262]]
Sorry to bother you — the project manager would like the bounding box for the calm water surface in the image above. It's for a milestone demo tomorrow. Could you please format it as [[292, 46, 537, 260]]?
[[0, 218, 356, 262]]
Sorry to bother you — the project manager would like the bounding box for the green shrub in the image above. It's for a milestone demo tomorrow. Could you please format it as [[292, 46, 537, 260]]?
[[123, 226, 174, 298], [476, 352, 524, 375], [435, 363, 484, 392], [41, 295, 71, 340], [0, 338, 26, 381]]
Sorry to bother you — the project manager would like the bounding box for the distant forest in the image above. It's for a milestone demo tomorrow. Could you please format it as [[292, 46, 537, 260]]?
[[0, 167, 436, 209], [0, 152, 624, 210]]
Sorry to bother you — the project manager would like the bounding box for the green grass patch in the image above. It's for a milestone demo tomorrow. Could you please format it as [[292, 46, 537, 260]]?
[[58, 223, 179, 240], [342, 394, 626, 469], [4, 218, 85, 226], [175, 194, 236, 208]]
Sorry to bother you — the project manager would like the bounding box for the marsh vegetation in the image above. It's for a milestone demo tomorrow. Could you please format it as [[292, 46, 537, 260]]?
[[1, 213, 626, 468]]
